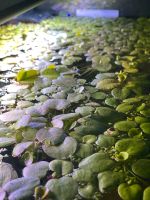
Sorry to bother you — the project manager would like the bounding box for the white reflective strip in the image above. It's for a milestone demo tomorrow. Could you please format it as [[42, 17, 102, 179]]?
[[76, 9, 119, 18]]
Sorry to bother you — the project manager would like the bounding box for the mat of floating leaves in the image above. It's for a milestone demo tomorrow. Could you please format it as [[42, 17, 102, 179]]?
[[0, 17, 150, 200]]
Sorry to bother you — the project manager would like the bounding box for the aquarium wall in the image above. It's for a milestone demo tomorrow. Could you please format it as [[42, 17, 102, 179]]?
[[0, 0, 46, 25], [0, 0, 150, 24], [41, 0, 150, 17]]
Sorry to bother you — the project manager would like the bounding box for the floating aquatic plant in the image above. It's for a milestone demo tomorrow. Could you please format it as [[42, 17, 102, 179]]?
[[0, 17, 149, 200]]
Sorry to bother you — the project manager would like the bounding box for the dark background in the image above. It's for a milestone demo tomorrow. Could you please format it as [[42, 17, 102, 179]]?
[[0, 0, 24, 11]]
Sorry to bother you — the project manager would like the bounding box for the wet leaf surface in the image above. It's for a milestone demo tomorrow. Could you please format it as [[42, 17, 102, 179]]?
[[79, 153, 115, 173], [12, 142, 33, 157], [143, 187, 150, 200], [98, 171, 124, 193], [0, 110, 25, 122], [132, 159, 150, 179], [114, 120, 137, 132], [23, 161, 49, 179], [36, 127, 66, 145], [49, 159, 73, 177], [42, 136, 77, 159], [3, 177, 40, 197], [115, 138, 148, 156], [0, 162, 18, 187], [0, 137, 16, 148], [118, 183, 142, 200], [45, 176, 78, 200]]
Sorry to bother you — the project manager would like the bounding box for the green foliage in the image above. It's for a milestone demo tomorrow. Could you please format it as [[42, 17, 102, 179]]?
[[0, 17, 150, 200]]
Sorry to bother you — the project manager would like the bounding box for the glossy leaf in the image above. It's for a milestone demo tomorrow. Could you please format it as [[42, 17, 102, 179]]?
[[118, 183, 142, 200]]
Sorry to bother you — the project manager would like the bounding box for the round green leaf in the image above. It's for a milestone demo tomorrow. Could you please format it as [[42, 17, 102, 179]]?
[[42, 137, 77, 159], [96, 79, 120, 91], [75, 143, 94, 158], [114, 121, 137, 132], [0, 137, 16, 148], [115, 138, 148, 156], [36, 127, 66, 145], [143, 187, 150, 200], [78, 183, 96, 199], [12, 142, 33, 157], [140, 123, 150, 135], [45, 177, 78, 200], [79, 153, 115, 173], [0, 110, 24, 122], [91, 92, 107, 100], [3, 177, 40, 195], [23, 161, 49, 179], [82, 135, 97, 144], [96, 135, 115, 148], [111, 87, 131, 100], [116, 103, 134, 113], [105, 97, 119, 108], [132, 159, 150, 179], [0, 162, 18, 187], [135, 116, 149, 124], [118, 183, 142, 200], [49, 160, 73, 177], [98, 171, 124, 193]]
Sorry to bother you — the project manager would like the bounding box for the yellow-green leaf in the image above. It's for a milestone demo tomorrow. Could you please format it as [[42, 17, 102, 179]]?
[[41, 65, 60, 79], [16, 69, 39, 82]]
